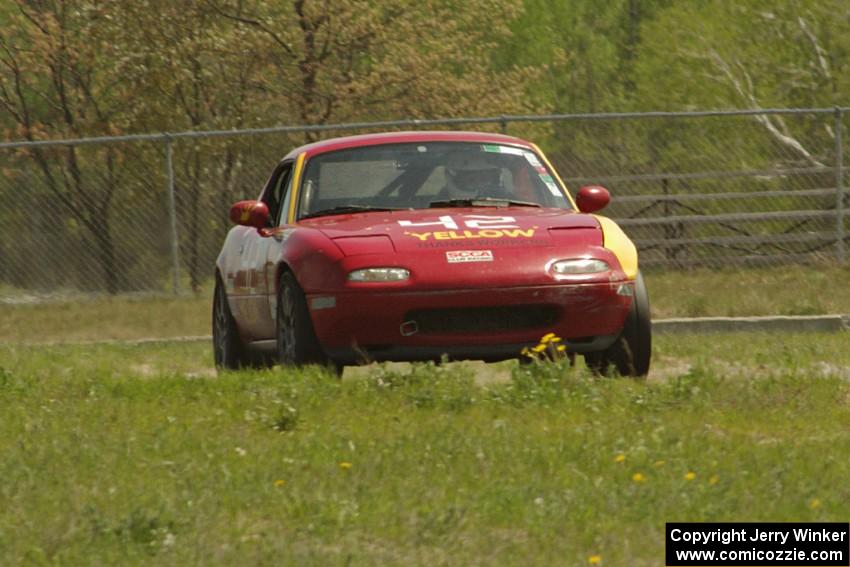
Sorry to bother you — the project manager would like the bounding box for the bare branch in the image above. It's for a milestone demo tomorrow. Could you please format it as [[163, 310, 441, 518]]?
[[708, 48, 825, 167], [1, 39, 34, 133], [205, 0, 296, 58], [797, 16, 831, 80], [15, 1, 51, 36]]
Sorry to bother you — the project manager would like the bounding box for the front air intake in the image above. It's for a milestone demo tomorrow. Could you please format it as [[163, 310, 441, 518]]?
[[404, 305, 557, 334]]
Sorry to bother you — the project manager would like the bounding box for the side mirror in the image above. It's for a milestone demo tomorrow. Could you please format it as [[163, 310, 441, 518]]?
[[575, 185, 610, 213], [229, 200, 270, 229]]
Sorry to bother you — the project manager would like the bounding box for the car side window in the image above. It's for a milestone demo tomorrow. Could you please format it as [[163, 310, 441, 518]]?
[[260, 163, 293, 226]]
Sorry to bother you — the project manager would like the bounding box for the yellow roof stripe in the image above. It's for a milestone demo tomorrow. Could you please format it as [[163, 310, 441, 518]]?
[[287, 152, 307, 224], [531, 143, 578, 210]]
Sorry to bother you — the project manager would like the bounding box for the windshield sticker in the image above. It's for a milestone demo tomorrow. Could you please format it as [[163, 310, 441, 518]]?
[[481, 144, 526, 156], [446, 250, 494, 263], [538, 173, 563, 196], [522, 151, 543, 167], [544, 181, 562, 196]]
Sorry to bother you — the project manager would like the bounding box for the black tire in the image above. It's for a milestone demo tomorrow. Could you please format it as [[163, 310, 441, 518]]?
[[585, 271, 651, 377], [212, 276, 252, 370], [277, 271, 340, 375]]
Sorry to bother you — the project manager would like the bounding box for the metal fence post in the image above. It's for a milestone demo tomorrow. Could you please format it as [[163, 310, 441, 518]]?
[[836, 107, 846, 263], [165, 136, 181, 294]]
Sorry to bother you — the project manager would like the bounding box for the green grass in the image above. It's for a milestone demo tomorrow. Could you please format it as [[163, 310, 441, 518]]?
[[0, 294, 211, 343], [1, 265, 848, 344], [1, 333, 849, 565], [645, 264, 850, 318]]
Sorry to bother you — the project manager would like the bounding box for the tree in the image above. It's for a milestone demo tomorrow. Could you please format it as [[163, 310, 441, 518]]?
[[120, 0, 265, 292], [494, 0, 672, 115], [0, 0, 148, 293], [210, 0, 540, 134]]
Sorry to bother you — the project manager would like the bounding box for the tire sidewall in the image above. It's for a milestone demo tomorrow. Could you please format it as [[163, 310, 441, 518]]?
[[584, 271, 652, 377], [277, 271, 326, 366], [619, 271, 651, 376], [213, 276, 246, 369]]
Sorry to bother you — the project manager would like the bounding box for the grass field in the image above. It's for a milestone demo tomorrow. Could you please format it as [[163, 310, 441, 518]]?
[[1, 265, 848, 344], [1, 332, 849, 565]]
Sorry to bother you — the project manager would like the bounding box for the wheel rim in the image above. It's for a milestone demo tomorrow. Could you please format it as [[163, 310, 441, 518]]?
[[278, 282, 297, 363], [213, 285, 230, 365]]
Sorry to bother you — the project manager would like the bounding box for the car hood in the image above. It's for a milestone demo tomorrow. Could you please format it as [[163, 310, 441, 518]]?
[[299, 207, 601, 253]]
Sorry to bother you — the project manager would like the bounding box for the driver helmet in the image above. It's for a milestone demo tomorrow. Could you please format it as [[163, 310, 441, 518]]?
[[444, 152, 504, 198]]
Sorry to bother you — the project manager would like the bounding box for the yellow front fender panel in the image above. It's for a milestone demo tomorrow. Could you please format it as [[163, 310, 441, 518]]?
[[594, 215, 638, 280]]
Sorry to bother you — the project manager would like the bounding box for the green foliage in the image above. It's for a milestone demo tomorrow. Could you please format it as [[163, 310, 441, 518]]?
[[5, 0, 847, 139], [636, 0, 850, 110], [497, 0, 672, 113]]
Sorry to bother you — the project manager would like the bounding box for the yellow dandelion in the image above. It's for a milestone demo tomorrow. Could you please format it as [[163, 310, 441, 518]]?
[[556, 344, 567, 352], [339, 461, 353, 470], [684, 472, 696, 481], [588, 555, 602, 565], [614, 454, 626, 463], [809, 498, 821, 510], [708, 474, 719, 486], [541, 333, 556, 343], [274, 479, 286, 487], [532, 344, 547, 353], [632, 472, 646, 483]]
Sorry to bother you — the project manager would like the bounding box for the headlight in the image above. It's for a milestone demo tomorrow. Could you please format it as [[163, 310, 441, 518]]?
[[551, 258, 610, 275], [348, 267, 410, 282]]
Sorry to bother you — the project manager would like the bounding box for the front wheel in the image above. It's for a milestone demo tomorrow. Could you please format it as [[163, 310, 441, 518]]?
[[276, 271, 340, 375], [585, 272, 651, 377]]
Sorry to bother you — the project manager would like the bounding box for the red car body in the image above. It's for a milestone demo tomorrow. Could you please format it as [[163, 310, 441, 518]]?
[[214, 131, 648, 371]]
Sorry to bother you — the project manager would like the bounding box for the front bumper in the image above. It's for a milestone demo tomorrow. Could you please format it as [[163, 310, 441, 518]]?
[[308, 281, 632, 364]]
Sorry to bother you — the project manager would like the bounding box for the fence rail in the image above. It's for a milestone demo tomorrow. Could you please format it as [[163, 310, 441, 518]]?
[[0, 107, 847, 297]]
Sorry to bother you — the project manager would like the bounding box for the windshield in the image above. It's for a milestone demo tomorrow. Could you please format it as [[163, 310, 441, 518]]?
[[297, 142, 572, 219]]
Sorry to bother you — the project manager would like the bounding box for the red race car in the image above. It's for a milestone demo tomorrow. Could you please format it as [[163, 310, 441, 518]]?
[[213, 131, 650, 376]]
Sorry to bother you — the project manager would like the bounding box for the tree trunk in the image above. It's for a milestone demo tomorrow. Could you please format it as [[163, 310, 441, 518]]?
[[92, 218, 120, 294]]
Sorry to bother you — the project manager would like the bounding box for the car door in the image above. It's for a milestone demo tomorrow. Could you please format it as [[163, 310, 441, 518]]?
[[258, 159, 299, 339], [235, 161, 294, 341]]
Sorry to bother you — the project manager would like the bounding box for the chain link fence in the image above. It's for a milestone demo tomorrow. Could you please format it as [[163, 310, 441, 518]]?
[[0, 108, 847, 299]]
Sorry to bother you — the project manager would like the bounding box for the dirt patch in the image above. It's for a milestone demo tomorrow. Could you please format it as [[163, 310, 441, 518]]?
[[129, 363, 217, 380], [342, 360, 514, 385], [646, 355, 693, 382]]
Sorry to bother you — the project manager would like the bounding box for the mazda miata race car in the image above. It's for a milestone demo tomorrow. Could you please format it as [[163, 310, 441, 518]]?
[[213, 131, 650, 376]]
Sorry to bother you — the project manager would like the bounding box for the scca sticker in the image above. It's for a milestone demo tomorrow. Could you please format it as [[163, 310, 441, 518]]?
[[446, 250, 494, 263], [398, 214, 535, 241]]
